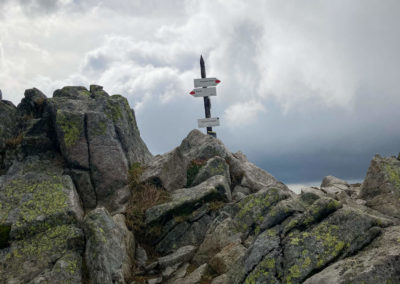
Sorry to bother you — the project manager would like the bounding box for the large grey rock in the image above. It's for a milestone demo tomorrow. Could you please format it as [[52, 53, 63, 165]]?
[[192, 156, 231, 187], [304, 226, 400, 284], [175, 263, 209, 284], [141, 130, 288, 193], [17, 88, 47, 119], [145, 175, 231, 225], [0, 99, 18, 174], [47, 86, 152, 213], [0, 157, 84, 241], [359, 155, 400, 218], [0, 157, 85, 283], [158, 245, 196, 269], [209, 240, 246, 274], [83, 207, 135, 284], [321, 175, 349, 188]]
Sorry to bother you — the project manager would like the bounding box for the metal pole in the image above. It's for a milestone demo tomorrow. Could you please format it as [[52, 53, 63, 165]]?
[[200, 55, 216, 137]]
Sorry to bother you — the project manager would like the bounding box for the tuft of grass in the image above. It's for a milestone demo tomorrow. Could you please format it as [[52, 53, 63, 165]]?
[[125, 163, 170, 238], [5, 133, 23, 149]]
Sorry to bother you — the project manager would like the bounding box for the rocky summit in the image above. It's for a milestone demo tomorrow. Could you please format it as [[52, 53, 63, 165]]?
[[1, 86, 400, 284]]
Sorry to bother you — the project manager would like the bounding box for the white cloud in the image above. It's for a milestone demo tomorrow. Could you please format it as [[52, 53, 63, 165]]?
[[1, 0, 400, 183], [224, 101, 266, 127]]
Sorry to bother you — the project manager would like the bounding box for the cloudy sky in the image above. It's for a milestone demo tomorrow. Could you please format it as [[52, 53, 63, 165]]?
[[1, 0, 399, 189]]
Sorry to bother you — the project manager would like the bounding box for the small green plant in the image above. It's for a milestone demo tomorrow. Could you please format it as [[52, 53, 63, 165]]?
[[186, 159, 207, 187]]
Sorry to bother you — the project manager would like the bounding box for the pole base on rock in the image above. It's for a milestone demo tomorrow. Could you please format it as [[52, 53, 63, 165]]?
[[207, 131, 217, 138]]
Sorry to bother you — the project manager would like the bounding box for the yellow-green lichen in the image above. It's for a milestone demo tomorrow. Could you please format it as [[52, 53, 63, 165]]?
[[286, 264, 301, 284], [56, 110, 83, 147], [6, 224, 79, 261], [1, 176, 70, 238], [385, 164, 400, 190], [245, 256, 277, 284]]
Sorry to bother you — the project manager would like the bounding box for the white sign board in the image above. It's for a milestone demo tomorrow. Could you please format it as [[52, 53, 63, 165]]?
[[198, 117, 220, 128], [194, 78, 221, 88], [190, 87, 217, 97]]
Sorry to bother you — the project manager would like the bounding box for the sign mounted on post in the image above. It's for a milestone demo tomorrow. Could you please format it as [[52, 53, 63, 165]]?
[[198, 117, 220, 128], [190, 87, 217, 97], [194, 78, 221, 88], [189, 55, 221, 137]]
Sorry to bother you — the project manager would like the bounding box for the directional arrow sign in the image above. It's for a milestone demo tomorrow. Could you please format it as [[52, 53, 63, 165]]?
[[198, 117, 220, 128], [194, 78, 221, 88], [190, 87, 217, 97]]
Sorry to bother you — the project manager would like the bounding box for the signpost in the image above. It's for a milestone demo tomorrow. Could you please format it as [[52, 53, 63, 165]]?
[[189, 87, 217, 97], [194, 78, 221, 88], [189, 55, 221, 137], [198, 117, 220, 128]]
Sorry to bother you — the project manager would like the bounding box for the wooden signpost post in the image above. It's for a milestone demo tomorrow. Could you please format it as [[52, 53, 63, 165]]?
[[190, 55, 221, 137]]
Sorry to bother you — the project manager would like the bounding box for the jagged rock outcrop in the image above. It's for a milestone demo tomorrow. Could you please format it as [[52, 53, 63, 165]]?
[[48, 85, 152, 213], [0, 85, 150, 284], [132, 131, 400, 283], [1, 85, 400, 284], [359, 154, 400, 218]]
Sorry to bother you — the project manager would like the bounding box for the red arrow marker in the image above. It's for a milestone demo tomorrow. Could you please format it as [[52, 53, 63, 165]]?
[[190, 91, 195, 95], [215, 79, 221, 84]]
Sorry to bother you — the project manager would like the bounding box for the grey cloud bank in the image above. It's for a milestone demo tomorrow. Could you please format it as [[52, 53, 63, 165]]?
[[0, 0, 399, 184]]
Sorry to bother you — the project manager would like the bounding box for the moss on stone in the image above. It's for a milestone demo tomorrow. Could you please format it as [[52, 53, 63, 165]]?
[[105, 100, 123, 122], [56, 110, 83, 147], [385, 164, 400, 190]]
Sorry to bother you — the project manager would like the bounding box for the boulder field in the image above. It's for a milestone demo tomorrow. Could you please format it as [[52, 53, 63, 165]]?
[[1, 86, 400, 283]]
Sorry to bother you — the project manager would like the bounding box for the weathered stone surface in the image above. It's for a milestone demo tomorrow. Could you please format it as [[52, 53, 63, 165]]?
[[0, 99, 18, 174], [359, 155, 400, 218], [229, 151, 290, 193], [135, 244, 148, 268], [155, 214, 213, 255], [141, 130, 287, 193], [304, 226, 400, 284], [194, 217, 242, 265], [47, 86, 152, 213], [211, 274, 230, 284], [145, 175, 231, 225], [0, 224, 84, 283], [0, 157, 84, 241], [321, 175, 349, 188], [158, 245, 196, 269], [175, 263, 209, 284], [84, 207, 135, 284], [209, 240, 246, 274], [67, 168, 96, 210], [28, 251, 83, 283], [17, 88, 47, 119], [192, 156, 231, 187]]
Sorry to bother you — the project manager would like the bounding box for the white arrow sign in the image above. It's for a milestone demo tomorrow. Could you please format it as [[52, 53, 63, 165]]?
[[198, 117, 220, 128], [194, 78, 221, 88], [190, 87, 217, 97]]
